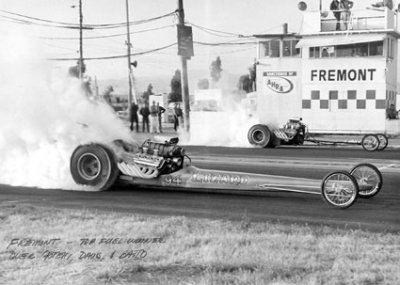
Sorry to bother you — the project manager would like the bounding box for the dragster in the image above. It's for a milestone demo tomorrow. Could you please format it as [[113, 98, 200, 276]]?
[[248, 119, 389, 152], [70, 137, 383, 209]]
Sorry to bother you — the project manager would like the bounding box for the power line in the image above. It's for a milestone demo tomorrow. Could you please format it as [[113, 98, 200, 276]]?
[[85, 11, 177, 29], [0, 9, 83, 27], [0, 9, 177, 30], [39, 24, 175, 40], [47, 39, 259, 61], [48, 43, 177, 61], [43, 34, 128, 52], [194, 46, 256, 56], [0, 14, 92, 29], [186, 20, 248, 38]]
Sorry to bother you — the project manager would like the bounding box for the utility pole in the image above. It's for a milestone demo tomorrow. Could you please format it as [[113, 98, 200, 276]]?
[[125, 0, 133, 107], [94, 76, 99, 98], [177, 0, 191, 133], [79, 0, 84, 79]]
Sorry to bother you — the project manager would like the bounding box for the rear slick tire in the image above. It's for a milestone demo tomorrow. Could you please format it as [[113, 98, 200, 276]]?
[[247, 124, 272, 148], [70, 144, 119, 191]]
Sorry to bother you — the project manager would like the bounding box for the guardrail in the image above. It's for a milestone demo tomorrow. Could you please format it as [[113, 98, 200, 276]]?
[[321, 15, 386, 32], [301, 8, 399, 34]]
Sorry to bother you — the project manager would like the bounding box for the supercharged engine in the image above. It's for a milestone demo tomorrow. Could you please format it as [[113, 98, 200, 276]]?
[[116, 137, 186, 179], [273, 118, 307, 145]]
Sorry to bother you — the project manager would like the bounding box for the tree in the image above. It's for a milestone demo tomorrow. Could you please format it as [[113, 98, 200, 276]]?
[[249, 62, 257, 91], [237, 74, 252, 93], [210, 56, 222, 84], [168, 70, 182, 103], [197, 78, 209, 89]]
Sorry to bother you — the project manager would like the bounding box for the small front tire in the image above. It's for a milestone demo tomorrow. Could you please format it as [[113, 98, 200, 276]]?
[[321, 171, 359, 209], [376, 134, 388, 151], [350, 163, 382, 199], [361, 134, 380, 152]]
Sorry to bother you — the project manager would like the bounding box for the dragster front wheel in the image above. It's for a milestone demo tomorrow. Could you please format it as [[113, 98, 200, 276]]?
[[350, 163, 382, 199], [321, 171, 359, 209], [361, 134, 380, 152], [376, 134, 388, 151], [70, 144, 119, 191]]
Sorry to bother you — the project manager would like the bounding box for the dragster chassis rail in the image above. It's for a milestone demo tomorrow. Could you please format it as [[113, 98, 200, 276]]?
[[304, 134, 389, 152], [119, 163, 383, 209]]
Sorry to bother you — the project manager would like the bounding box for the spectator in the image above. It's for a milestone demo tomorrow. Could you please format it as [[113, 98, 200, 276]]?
[[129, 102, 139, 132], [340, 0, 353, 30], [330, 0, 341, 31], [387, 104, 398, 119], [173, 103, 183, 131], [150, 101, 158, 133], [139, 103, 150, 133], [156, 102, 166, 133]]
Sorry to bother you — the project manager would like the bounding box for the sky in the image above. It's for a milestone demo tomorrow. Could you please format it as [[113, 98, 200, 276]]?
[[0, 0, 389, 93]]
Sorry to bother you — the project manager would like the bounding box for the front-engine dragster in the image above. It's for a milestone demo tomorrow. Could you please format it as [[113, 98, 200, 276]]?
[[248, 118, 389, 151], [70, 137, 383, 209]]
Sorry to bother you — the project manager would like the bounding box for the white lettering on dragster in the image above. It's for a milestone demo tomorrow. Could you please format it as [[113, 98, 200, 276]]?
[[164, 175, 182, 185], [191, 172, 249, 185]]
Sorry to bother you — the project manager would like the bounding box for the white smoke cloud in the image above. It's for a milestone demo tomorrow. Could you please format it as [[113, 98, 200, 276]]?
[[0, 25, 132, 190], [181, 90, 259, 147]]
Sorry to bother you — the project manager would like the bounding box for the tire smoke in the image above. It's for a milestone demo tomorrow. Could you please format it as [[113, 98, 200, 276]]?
[[180, 90, 259, 147], [0, 25, 132, 190]]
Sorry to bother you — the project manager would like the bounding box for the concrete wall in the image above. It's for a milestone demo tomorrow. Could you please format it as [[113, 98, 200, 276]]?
[[386, 118, 400, 135]]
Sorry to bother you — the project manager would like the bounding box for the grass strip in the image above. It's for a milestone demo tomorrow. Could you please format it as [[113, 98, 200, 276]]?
[[0, 202, 399, 285]]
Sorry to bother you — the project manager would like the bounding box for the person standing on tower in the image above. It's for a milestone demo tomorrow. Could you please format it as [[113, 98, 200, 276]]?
[[340, 0, 354, 30], [330, 0, 341, 31]]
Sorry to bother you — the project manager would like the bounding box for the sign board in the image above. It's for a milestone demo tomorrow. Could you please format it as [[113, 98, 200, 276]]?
[[177, 25, 194, 58], [263, 71, 297, 94]]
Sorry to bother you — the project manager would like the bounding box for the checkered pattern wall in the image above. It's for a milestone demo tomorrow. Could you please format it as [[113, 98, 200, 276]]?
[[301, 89, 394, 110]]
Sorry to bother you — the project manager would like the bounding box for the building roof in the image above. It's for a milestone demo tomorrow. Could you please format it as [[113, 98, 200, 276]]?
[[252, 33, 299, 39], [296, 34, 386, 48]]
